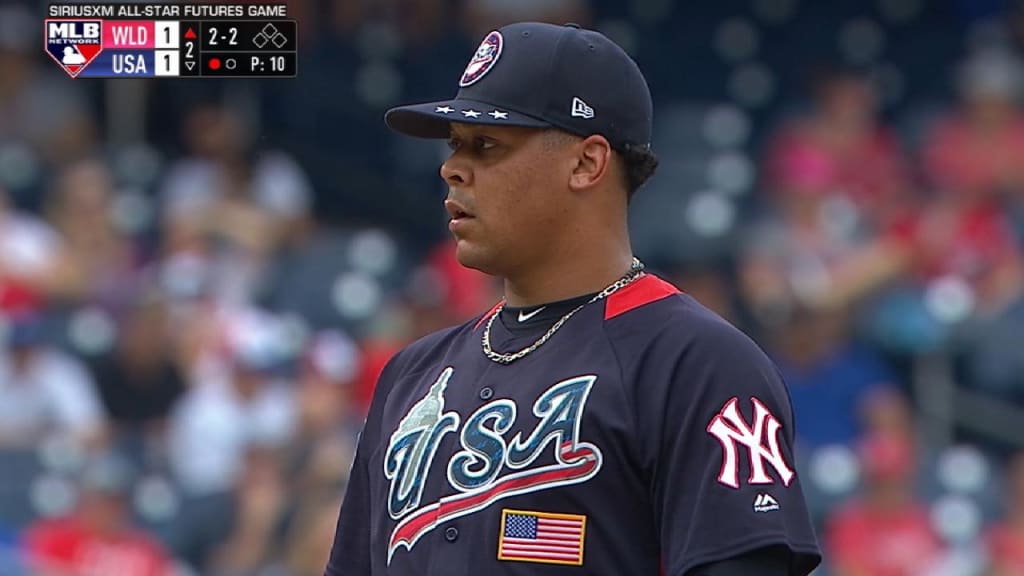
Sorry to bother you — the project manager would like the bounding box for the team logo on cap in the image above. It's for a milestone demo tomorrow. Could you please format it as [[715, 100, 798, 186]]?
[[460, 30, 503, 87]]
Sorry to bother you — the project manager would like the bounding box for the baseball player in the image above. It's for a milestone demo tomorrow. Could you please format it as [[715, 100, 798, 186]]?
[[326, 22, 822, 576]]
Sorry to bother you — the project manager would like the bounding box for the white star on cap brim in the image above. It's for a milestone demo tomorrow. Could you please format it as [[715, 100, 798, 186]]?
[[461, 109, 482, 118], [435, 106, 454, 114], [488, 110, 509, 119]]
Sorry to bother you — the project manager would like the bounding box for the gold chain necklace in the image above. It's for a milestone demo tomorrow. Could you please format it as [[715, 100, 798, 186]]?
[[481, 258, 646, 364]]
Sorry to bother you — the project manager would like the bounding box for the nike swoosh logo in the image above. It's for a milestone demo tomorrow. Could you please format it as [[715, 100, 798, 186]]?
[[517, 307, 546, 322]]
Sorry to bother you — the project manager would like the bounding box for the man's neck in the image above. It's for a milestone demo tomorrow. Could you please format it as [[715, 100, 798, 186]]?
[[502, 248, 635, 307]]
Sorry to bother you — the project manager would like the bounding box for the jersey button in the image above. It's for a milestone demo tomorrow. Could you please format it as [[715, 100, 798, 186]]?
[[444, 527, 459, 542], [479, 387, 494, 400]]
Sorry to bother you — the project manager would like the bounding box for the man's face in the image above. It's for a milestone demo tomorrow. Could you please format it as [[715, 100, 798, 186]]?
[[78, 491, 129, 534], [440, 123, 574, 276], [10, 345, 37, 372], [821, 76, 875, 123]]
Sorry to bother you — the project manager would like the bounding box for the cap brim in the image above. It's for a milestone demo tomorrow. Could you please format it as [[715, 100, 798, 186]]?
[[385, 98, 550, 139]]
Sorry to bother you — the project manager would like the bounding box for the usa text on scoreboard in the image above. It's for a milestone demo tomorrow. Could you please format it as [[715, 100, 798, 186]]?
[[45, 3, 296, 78]]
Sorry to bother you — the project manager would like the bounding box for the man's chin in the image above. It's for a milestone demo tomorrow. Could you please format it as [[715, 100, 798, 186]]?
[[453, 242, 496, 275]]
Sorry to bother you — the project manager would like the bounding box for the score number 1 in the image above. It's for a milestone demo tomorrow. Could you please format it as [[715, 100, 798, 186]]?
[[155, 21, 179, 76]]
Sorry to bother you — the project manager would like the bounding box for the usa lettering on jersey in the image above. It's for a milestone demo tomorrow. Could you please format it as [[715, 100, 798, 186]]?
[[706, 396, 795, 489], [384, 369, 604, 563]]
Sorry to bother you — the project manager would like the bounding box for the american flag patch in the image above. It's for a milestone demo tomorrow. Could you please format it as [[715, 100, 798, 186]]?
[[497, 509, 586, 565]]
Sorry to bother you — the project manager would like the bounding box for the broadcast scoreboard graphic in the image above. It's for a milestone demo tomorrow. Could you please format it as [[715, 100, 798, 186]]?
[[44, 3, 297, 78]]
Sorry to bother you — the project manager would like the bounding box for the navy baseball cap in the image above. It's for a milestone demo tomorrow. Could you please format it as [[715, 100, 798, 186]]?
[[385, 22, 653, 152]]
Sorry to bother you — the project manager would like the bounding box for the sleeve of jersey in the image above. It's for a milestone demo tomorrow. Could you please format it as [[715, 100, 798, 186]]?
[[633, 319, 821, 576], [324, 352, 405, 576], [325, 445, 371, 576]]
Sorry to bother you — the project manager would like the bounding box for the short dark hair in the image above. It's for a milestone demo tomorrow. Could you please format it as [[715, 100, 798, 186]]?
[[619, 143, 658, 200], [542, 129, 658, 199]]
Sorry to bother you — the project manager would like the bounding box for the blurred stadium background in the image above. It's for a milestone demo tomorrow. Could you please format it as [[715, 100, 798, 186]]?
[[2, 0, 1024, 574]]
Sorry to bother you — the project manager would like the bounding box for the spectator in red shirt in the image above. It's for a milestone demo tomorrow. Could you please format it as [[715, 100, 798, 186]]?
[[896, 195, 1024, 312], [923, 48, 1024, 205], [23, 452, 173, 576], [825, 431, 945, 576], [743, 67, 920, 319], [984, 451, 1024, 575], [913, 49, 1024, 311], [764, 66, 916, 230]]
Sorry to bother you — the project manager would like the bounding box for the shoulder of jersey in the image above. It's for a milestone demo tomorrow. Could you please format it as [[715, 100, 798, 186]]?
[[385, 310, 503, 377], [602, 275, 769, 360], [602, 274, 685, 322], [391, 322, 469, 366], [393, 275, 747, 360]]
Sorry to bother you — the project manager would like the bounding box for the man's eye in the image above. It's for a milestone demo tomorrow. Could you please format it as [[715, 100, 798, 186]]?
[[447, 137, 496, 153]]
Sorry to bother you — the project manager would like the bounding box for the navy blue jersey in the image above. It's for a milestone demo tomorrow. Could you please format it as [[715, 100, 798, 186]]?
[[326, 275, 821, 575]]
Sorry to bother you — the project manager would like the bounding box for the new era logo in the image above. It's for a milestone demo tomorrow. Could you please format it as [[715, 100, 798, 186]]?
[[571, 97, 594, 119], [753, 493, 780, 513]]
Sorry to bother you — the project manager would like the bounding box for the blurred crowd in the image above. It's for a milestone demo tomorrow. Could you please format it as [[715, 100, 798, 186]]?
[[2, 0, 1024, 574]]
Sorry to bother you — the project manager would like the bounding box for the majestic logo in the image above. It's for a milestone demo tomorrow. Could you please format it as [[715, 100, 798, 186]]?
[[753, 493, 780, 513], [460, 30, 503, 87], [44, 20, 104, 78], [384, 369, 602, 563], [706, 396, 795, 489]]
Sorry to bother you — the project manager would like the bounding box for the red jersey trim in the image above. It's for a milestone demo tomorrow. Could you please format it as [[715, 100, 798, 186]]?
[[604, 275, 681, 320], [474, 300, 504, 331]]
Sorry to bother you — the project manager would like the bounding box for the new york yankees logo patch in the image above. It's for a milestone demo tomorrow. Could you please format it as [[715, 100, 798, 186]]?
[[706, 396, 795, 489]]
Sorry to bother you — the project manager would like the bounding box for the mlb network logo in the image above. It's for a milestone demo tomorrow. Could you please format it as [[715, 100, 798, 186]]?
[[44, 19, 104, 78]]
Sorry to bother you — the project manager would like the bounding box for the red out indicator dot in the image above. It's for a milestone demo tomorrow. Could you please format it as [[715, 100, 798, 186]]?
[[209, 57, 221, 70]]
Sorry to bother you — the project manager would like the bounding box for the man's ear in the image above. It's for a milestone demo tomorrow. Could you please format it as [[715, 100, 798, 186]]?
[[569, 135, 613, 191]]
